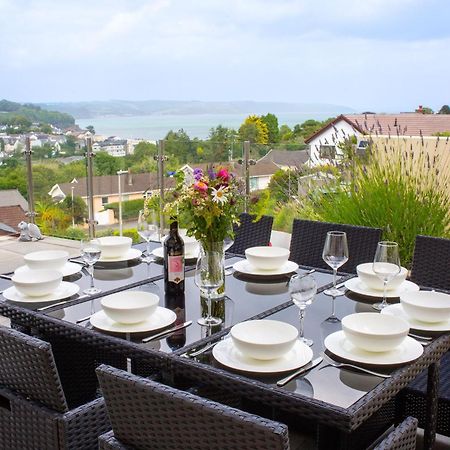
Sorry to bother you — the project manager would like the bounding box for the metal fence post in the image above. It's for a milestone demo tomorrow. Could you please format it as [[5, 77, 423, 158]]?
[[24, 137, 36, 223], [85, 138, 96, 239], [155, 140, 168, 236]]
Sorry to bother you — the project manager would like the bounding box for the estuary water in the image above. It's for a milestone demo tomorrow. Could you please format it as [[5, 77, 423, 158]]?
[[77, 112, 336, 141]]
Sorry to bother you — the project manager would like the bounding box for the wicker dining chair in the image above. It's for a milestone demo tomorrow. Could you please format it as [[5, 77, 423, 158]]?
[[289, 219, 382, 273], [0, 326, 110, 450], [228, 213, 274, 255], [96, 364, 291, 450], [409, 234, 450, 291], [401, 234, 450, 437], [373, 417, 418, 450]]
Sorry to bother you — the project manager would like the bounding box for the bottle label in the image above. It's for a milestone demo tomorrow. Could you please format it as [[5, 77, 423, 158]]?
[[168, 255, 184, 284]]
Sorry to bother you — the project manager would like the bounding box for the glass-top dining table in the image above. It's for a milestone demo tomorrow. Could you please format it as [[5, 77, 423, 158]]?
[[0, 241, 448, 450]]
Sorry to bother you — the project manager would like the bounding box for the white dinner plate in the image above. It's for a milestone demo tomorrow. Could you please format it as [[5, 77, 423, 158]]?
[[212, 339, 313, 374], [2, 282, 80, 303], [152, 246, 199, 260], [381, 304, 450, 332], [15, 262, 82, 278], [232, 260, 299, 277], [90, 306, 176, 333], [324, 331, 423, 366], [344, 278, 419, 298], [97, 248, 142, 263]]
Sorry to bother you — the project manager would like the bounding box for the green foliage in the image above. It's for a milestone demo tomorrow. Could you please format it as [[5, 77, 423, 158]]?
[[438, 105, 450, 115], [96, 228, 140, 244], [415, 106, 434, 114], [297, 144, 450, 267], [272, 201, 300, 232], [63, 227, 87, 240], [433, 131, 450, 137], [94, 151, 122, 175], [104, 198, 145, 220], [238, 115, 269, 144], [260, 113, 280, 143], [268, 169, 308, 202], [124, 141, 157, 172], [60, 196, 87, 224]]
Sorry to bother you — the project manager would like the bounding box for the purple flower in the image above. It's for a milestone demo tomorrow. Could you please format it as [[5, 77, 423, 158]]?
[[208, 167, 216, 180], [193, 168, 203, 181]]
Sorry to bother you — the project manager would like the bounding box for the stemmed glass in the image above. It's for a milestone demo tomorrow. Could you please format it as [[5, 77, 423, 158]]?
[[372, 241, 401, 311], [289, 273, 317, 347], [223, 236, 234, 276], [195, 251, 224, 327], [137, 209, 159, 264], [80, 239, 102, 295], [322, 231, 349, 297]]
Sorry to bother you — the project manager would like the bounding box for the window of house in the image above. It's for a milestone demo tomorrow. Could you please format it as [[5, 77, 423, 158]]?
[[319, 145, 336, 159], [101, 196, 109, 205], [250, 177, 258, 191]]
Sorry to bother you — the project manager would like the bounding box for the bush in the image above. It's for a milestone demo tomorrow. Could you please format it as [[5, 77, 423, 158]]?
[[64, 227, 87, 240], [96, 228, 140, 244], [298, 140, 450, 267], [104, 198, 144, 220]]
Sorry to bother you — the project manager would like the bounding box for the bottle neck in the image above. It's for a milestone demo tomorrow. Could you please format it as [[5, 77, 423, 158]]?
[[169, 221, 178, 234]]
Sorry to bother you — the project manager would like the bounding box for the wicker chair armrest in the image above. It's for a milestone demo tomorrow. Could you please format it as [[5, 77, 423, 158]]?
[[99, 430, 130, 450], [373, 417, 418, 450], [58, 396, 111, 450]]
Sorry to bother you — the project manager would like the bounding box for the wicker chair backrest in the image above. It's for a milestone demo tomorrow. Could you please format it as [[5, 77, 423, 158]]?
[[409, 235, 450, 290], [228, 213, 274, 255], [0, 326, 68, 413], [374, 417, 418, 450], [289, 219, 382, 274], [97, 364, 290, 450]]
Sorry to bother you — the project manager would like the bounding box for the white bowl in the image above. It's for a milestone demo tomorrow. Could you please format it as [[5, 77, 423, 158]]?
[[101, 291, 159, 324], [97, 236, 132, 258], [342, 313, 409, 352], [24, 250, 69, 271], [230, 320, 298, 360], [245, 246, 290, 271], [12, 269, 63, 297], [400, 291, 450, 323], [356, 263, 407, 291]]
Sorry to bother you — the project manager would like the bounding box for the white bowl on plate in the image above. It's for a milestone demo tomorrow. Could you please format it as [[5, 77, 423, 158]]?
[[101, 291, 159, 324], [97, 236, 132, 258], [356, 263, 407, 291], [12, 269, 63, 297], [245, 246, 290, 271], [230, 320, 298, 360], [24, 250, 69, 271], [400, 291, 450, 323], [342, 313, 409, 352]]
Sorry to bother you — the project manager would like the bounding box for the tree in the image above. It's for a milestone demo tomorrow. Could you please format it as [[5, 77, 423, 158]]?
[[279, 124, 293, 142], [438, 105, 450, 115], [415, 106, 434, 114], [164, 129, 194, 164], [61, 195, 87, 224], [260, 113, 280, 143], [208, 125, 237, 162], [86, 125, 95, 134], [94, 151, 122, 175], [238, 115, 269, 144]]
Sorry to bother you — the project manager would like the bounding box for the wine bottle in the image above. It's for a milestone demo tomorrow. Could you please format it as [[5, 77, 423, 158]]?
[[165, 292, 186, 350], [163, 218, 185, 294]]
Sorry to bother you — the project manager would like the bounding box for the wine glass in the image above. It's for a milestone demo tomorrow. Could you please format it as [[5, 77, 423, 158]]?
[[137, 209, 159, 264], [80, 239, 102, 295], [223, 236, 234, 276], [322, 231, 349, 297], [195, 251, 224, 327], [289, 273, 317, 347], [372, 241, 401, 311]]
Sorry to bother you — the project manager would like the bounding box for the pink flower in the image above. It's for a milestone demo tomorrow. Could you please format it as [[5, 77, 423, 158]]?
[[216, 168, 230, 182], [194, 181, 208, 192]]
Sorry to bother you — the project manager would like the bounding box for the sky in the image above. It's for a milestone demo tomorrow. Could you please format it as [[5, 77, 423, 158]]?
[[1, 0, 450, 112]]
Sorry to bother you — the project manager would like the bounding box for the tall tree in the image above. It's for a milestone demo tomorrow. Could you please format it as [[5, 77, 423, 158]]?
[[260, 113, 280, 143], [94, 151, 122, 175], [438, 105, 450, 114], [238, 115, 269, 144]]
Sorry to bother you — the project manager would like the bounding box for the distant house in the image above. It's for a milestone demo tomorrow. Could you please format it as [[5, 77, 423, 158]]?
[[0, 189, 29, 235], [58, 172, 175, 225], [257, 149, 311, 170], [93, 138, 129, 157], [305, 113, 450, 165]]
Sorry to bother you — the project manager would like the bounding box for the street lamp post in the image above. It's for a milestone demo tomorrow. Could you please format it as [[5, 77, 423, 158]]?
[[117, 170, 128, 236]]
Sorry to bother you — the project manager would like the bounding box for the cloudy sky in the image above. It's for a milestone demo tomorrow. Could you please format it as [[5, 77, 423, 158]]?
[[1, 0, 449, 112]]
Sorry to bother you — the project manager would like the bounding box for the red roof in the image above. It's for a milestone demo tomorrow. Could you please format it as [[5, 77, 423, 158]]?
[[0, 205, 27, 235]]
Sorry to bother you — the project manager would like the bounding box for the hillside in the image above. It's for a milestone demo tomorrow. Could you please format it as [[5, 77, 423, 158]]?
[[39, 99, 354, 119], [0, 99, 75, 128]]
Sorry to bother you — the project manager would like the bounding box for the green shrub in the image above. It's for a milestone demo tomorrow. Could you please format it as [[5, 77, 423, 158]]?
[[298, 141, 450, 267], [64, 227, 87, 240], [104, 198, 144, 220], [114, 228, 140, 244]]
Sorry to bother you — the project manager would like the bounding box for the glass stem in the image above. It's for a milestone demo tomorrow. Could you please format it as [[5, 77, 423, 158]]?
[[146, 240, 150, 257], [331, 296, 336, 317], [298, 308, 306, 339], [207, 289, 212, 320], [382, 280, 388, 306], [333, 268, 337, 289], [89, 264, 95, 289]]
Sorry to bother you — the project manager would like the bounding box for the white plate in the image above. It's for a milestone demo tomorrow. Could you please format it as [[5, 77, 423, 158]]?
[[15, 262, 82, 278], [90, 306, 176, 333], [2, 282, 80, 303], [97, 248, 142, 263], [381, 304, 450, 332], [233, 260, 299, 277], [324, 331, 423, 366], [152, 246, 199, 260], [212, 339, 313, 374], [344, 278, 419, 298]]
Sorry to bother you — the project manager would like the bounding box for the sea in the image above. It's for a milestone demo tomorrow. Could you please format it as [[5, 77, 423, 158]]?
[[77, 112, 337, 141]]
